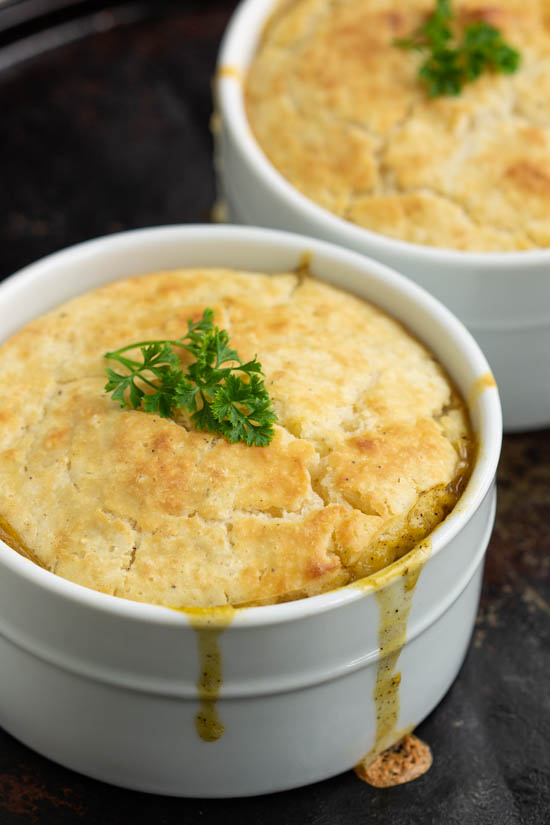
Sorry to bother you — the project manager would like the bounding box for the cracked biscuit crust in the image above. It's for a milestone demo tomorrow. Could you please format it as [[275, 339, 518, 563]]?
[[245, 0, 550, 250], [0, 269, 471, 606]]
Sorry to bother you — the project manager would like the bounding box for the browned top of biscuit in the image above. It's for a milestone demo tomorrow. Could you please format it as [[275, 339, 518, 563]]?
[[245, 0, 550, 250], [0, 269, 471, 606]]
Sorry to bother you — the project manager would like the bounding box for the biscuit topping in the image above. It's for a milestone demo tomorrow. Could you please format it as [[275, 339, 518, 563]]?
[[246, 0, 550, 250], [0, 269, 472, 607]]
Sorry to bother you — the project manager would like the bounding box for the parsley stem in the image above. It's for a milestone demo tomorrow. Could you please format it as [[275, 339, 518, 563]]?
[[106, 353, 160, 390], [105, 339, 187, 359], [114, 355, 146, 370], [132, 374, 159, 390]]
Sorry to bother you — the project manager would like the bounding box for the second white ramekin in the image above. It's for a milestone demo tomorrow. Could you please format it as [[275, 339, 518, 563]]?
[[0, 225, 501, 796], [216, 0, 550, 433]]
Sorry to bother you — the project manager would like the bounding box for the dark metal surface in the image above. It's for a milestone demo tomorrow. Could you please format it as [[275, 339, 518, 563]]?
[[0, 3, 549, 822]]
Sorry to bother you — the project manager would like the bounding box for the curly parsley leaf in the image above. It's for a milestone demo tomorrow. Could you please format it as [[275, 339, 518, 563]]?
[[103, 309, 277, 447], [396, 0, 520, 97], [210, 373, 279, 447], [395, 0, 452, 52]]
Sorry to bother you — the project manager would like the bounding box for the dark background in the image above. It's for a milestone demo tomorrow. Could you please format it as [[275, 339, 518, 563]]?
[[0, 2, 549, 823]]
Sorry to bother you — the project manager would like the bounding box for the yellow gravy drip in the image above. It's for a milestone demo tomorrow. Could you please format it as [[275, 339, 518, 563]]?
[[468, 371, 497, 411], [358, 539, 432, 765], [217, 65, 242, 82], [179, 606, 235, 743], [296, 250, 313, 278]]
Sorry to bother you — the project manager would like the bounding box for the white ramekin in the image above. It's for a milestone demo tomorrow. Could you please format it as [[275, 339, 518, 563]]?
[[0, 225, 501, 797], [216, 0, 550, 433]]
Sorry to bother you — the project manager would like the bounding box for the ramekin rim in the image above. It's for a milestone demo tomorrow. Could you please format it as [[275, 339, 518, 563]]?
[[217, 0, 550, 268], [0, 223, 502, 628]]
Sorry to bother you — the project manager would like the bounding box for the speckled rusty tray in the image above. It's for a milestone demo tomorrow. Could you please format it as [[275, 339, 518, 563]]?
[[0, 2, 549, 822]]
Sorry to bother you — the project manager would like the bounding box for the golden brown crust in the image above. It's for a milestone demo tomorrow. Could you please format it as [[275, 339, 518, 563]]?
[[0, 269, 471, 606], [245, 0, 550, 250]]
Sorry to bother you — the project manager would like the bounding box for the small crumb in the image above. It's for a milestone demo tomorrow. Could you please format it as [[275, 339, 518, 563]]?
[[474, 628, 486, 648], [354, 733, 433, 788], [211, 201, 228, 223]]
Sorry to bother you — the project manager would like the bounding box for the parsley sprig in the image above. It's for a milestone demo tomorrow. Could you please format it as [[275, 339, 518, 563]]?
[[396, 0, 520, 97], [104, 309, 277, 447]]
